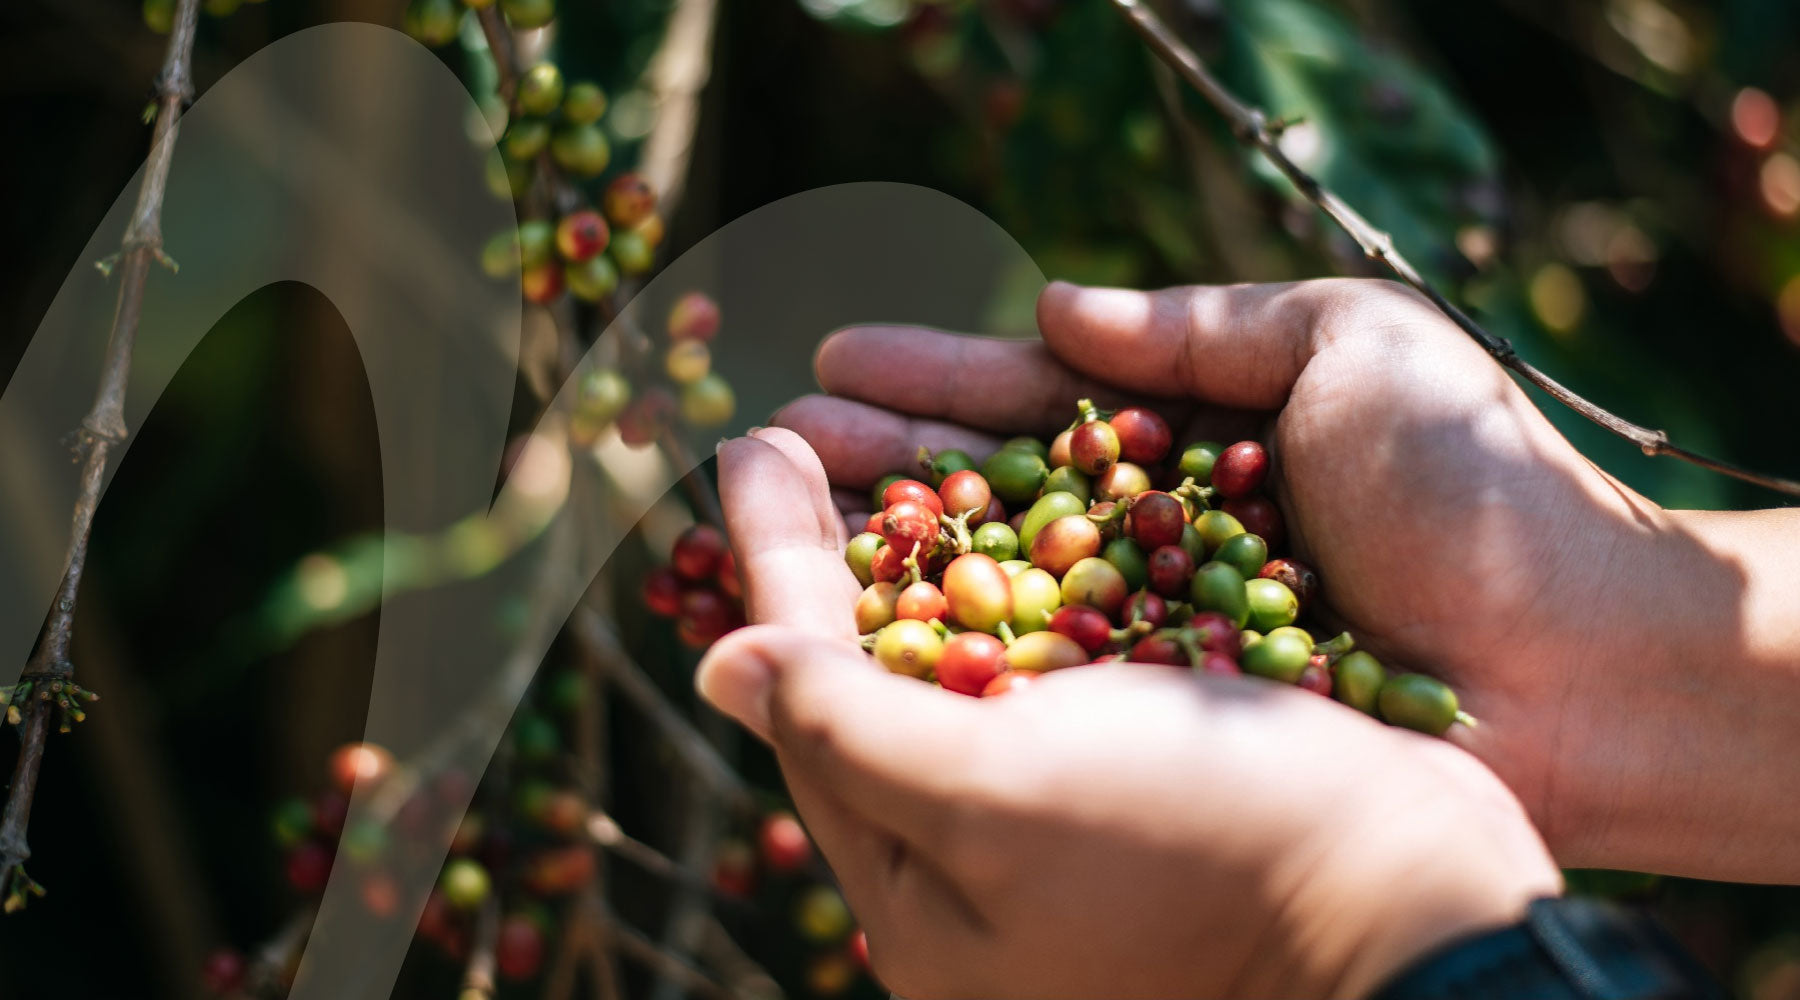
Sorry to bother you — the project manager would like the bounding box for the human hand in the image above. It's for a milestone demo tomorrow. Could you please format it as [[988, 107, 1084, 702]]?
[[695, 427, 1559, 999], [772, 279, 1800, 882]]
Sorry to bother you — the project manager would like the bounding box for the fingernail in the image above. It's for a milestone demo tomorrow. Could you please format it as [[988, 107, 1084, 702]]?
[[695, 642, 774, 741]]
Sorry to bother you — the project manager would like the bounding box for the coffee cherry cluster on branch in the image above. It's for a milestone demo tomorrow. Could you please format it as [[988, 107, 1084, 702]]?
[[642, 523, 746, 649], [844, 402, 1471, 736], [143, 0, 266, 32], [562, 288, 737, 449]]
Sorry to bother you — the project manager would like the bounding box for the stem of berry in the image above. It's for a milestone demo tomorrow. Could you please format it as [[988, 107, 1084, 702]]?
[[1312, 632, 1356, 663]]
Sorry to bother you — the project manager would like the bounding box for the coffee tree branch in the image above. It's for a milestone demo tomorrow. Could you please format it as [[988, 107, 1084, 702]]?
[[1110, 0, 1800, 499]]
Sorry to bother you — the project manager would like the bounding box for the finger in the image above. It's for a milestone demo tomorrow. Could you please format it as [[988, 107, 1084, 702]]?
[[696, 625, 1003, 853], [717, 437, 861, 636], [748, 426, 848, 548], [1036, 280, 1333, 410], [774, 394, 1006, 489], [814, 327, 1158, 435]]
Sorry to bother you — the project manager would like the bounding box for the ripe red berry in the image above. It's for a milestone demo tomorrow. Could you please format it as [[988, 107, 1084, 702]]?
[[1126, 491, 1185, 551], [1223, 496, 1284, 550], [603, 173, 657, 228], [1129, 635, 1188, 666], [1125, 590, 1167, 628], [894, 580, 948, 622], [641, 567, 684, 616], [759, 811, 813, 873], [1028, 515, 1101, 577], [981, 670, 1034, 696], [1187, 611, 1243, 658], [869, 544, 908, 584], [1212, 441, 1269, 498], [285, 841, 334, 894], [882, 479, 944, 518], [976, 494, 1008, 526], [712, 839, 757, 897], [863, 511, 885, 535], [849, 929, 871, 971], [668, 291, 721, 341], [522, 846, 595, 896], [328, 742, 394, 794], [521, 263, 564, 305], [201, 949, 247, 995], [1048, 605, 1112, 653], [679, 589, 735, 648], [1069, 421, 1121, 475], [937, 470, 992, 519], [1109, 407, 1172, 464], [498, 914, 547, 981], [617, 388, 676, 447], [672, 523, 728, 580], [554, 209, 610, 261], [1199, 651, 1241, 676], [881, 500, 941, 554], [361, 871, 401, 918], [937, 632, 1006, 696], [1258, 558, 1318, 610], [716, 549, 742, 599], [1297, 657, 1333, 696], [417, 889, 456, 944], [1146, 545, 1194, 598]]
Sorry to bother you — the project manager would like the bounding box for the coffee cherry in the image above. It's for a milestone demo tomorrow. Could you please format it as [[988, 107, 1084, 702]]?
[[498, 914, 547, 980], [881, 500, 940, 554], [1189, 561, 1249, 628], [1258, 558, 1318, 611], [971, 522, 1019, 561], [272, 798, 314, 848], [668, 291, 721, 341], [552, 123, 611, 176], [1125, 589, 1168, 628], [328, 742, 394, 794], [481, 230, 522, 277], [1129, 634, 1187, 666], [1198, 651, 1241, 676], [1000, 436, 1050, 460], [759, 812, 813, 872], [933, 555, 1008, 634], [487, 155, 532, 199], [1213, 441, 1269, 498], [853, 582, 899, 633], [666, 340, 711, 384], [1041, 465, 1092, 504], [404, 0, 461, 45], [924, 448, 978, 486], [341, 820, 391, 864], [680, 374, 736, 427], [1296, 658, 1334, 697], [521, 263, 564, 305], [1193, 509, 1246, 554], [1009, 568, 1062, 634], [417, 889, 456, 945], [1333, 650, 1385, 715], [845, 532, 884, 587], [1049, 605, 1112, 653], [1222, 496, 1284, 551], [798, 885, 855, 944], [518, 220, 555, 269], [201, 948, 247, 995], [874, 619, 943, 678], [1146, 545, 1194, 598], [504, 118, 551, 161], [286, 841, 334, 894], [1048, 429, 1074, 468], [1060, 557, 1127, 618], [603, 173, 657, 228], [1029, 515, 1102, 577], [849, 928, 872, 971], [1126, 491, 1185, 550], [869, 544, 907, 585], [1109, 407, 1172, 464], [523, 846, 596, 895], [1069, 420, 1120, 475], [1186, 611, 1243, 658], [1093, 462, 1152, 501], [575, 367, 632, 428], [895, 581, 948, 622], [144, 0, 176, 33], [672, 524, 727, 580], [518, 62, 565, 117], [360, 871, 401, 919], [563, 81, 607, 123], [679, 589, 736, 647], [808, 954, 858, 997], [554, 209, 609, 261], [937, 632, 1006, 696], [1179, 523, 1207, 563], [1002, 630, 1088, 673], [642, 567, 684, 616], [1178, 441, 1223, 483], [1019, 491, 1086, 550], [981, 671, 1034, 696], [501, 0, 555, 28], [937, 470, 992, 519], [313, 790, 349, 839], [1244, 578, 1299, 632], [564, 254, 620, 303], [1100, 537, 1149, 593], [982, 448, 1049, 505], [881, 478, 942, 517], [711, 839, 756, 897], [1240, 626, 1312, 683], [1214, 532, 1268, 580], [1379, 674, 1461, 735]]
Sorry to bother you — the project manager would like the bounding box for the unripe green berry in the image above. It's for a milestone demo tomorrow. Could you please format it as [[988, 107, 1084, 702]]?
[[502, 0, 555, 29], [404, 0, 461, 46], [551, 123, 610, 176], [563, 82, 608, 124], [609, 229, 654, 275], [517, 63, 564, 117], [680, 374, 735, 427]]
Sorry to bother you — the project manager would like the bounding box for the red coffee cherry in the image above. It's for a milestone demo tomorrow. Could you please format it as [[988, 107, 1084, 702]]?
[[678, 589, 735, 647], [285, 841, 334, 894], [554, 209, 610, 261], [1129, 634, 1187, 666], [641, 566, 684, 617], [603, 173, 657, 228], [1297, 657, 1333, 696], [668, 291, 721, 341], [1212, 441, 1269, 498], [1069, 420, 1121, 475], [328, 742, 394, 794], [1258, 558, 1319, 610], [716, 550, 742, 599], [881, 479, 944, 518], [1126, 491, 1185, 550], [1146, 545, 1194, 598], [523, 846, 596, 896], [894, 581, 948, 622], [672, 524, 729, 581], [937, 470, 993, 519], [201, 949, 247, 995], [1109, 407, 1172, 464], [1027, 515, 1101, 577], [881, 500, 941, 553], [1187, 611, 1243, 658], [521, 264, 564, 305], [759, 811, 814, 872], [711, 839, 757, 897], [1125, 589, 1167, 629], [869, 544, 908, 584], [1198, 651, 1241, 676], [617, 388, 676, 447], [937, 632, 1006, 696], [1048, 605, 1112, 653], [498, 914, 547, 981], [981, 670, 1034, 696], [1222, 496, 1284, 550]]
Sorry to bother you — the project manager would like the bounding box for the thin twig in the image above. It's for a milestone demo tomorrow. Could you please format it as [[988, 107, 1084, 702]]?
[[1110, 0, 1800, 498], [459, 892, 502, 1000], [234, 903, 317, 1000], [604, 912, 741, 1000], [0, 0, 202, 903], [696, 915, 784, 1000], [585, 809, 732, 903]]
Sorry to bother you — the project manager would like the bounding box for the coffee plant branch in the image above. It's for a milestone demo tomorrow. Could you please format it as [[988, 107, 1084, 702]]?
[[1110, 0, 1800, 499], [0, 0, 203, 909]]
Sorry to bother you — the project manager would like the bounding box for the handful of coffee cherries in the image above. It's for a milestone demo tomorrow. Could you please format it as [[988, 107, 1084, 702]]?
[[842, 401, 1472, 737]]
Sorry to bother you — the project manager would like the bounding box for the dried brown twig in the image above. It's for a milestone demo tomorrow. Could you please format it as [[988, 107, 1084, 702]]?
[[1110, 0, 1800, 498], [0, 0, 203, 910]]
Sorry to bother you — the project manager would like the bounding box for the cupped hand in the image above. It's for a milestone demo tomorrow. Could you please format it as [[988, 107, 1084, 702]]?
[[772, 279, 1729, 877], [697, 428, 1558, 999]]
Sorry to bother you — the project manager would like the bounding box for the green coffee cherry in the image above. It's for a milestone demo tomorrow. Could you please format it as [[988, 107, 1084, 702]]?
[[481, 230, 522, 277], [563, 82, 608, 124], [1102, 537, 1148, 592], [925, 448, 977, 486], [1019, 491, 1086, 550], [1000, 436, 1050, 460], [576, 367, 631, 425], [551, 123, 610, 176], [1378, 674, 1462, 735], [972, 522, 1019, 562], [983, 449, 1048, 506], [1244, 578, 1298, 632], [144, 0, 175, 32], [680, 375, 735, 427], [845, 533, 884, 586], [518, 63, 565, 117], [502, 0, 555, 29], [871, 474, 904, 512], [1213, 532, 1267, 580], [1334, 651, 1385, 716], [1041, 465, 1092, 504], [1193, 509, 1246, 555], [1179, 441, 1224, 484], [1241, 626, 1312, 683], [564, 254, 619, 302], [504, 118, 551, 161], [1189, 561, 1248, 628], [1179, 523, 1207, 564], [518, 220, 555, 269], [610, 230, 654, 275], [1009, 568, 1062, 634]]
